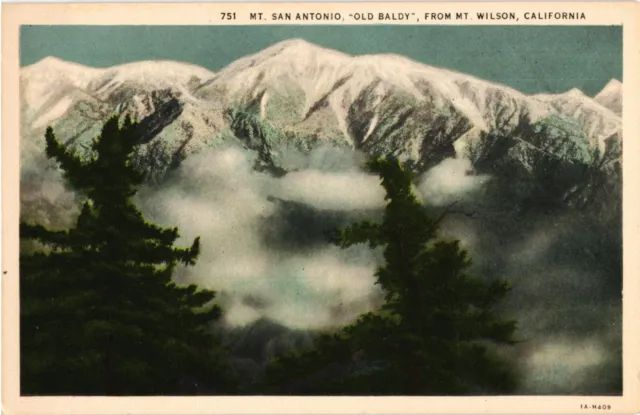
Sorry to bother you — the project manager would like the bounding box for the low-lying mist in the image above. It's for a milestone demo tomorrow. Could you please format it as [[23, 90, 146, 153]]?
[[20, 140, 622, 395]]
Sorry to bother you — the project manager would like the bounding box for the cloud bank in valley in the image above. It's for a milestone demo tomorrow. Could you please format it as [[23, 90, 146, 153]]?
[[21, 139, 621, 395], [136, 145, 386, 330]]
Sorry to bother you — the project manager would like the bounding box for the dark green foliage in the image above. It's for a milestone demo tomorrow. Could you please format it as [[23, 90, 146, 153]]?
[[20, 116, 235, 396], [467, 115, 621, 213], [262, 157, 518, 395], [225, 107, 287, 176], [224, 106, 340, 177]]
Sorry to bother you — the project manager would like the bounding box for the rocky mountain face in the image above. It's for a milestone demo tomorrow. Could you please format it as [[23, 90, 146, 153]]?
[[20, 39, 622, 181]]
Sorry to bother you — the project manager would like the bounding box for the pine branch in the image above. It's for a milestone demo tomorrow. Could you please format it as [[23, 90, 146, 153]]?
[[20, 222, 71, 249], [44, 127, 89, 190], [333, 221, 384, 248]]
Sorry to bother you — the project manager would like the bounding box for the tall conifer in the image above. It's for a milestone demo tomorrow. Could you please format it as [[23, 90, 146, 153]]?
[[20, 116, 234, 395], [263, 157, 518, 395]]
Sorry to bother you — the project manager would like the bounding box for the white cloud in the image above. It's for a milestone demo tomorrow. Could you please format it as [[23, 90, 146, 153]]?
[[273, 169, 385, 211], [136, 146, 382, 329], [416, 157, 489, 206], [20, 139, 80, 228], [521, 336, 608, 394]]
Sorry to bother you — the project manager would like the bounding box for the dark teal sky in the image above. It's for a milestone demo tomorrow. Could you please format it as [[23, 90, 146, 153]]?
[[20, 25, 621, 96]]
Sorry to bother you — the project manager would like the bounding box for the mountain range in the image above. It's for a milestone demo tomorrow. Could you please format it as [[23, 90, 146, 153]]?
[[20, 38, 622, 178]]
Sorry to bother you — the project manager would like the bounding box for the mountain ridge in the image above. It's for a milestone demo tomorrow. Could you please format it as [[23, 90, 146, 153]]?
[[20, 40, 622, 176]]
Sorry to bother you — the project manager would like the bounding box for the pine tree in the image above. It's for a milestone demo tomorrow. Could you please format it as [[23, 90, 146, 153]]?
[[263, 157, 518, 395], [20, 115, 235, 395]]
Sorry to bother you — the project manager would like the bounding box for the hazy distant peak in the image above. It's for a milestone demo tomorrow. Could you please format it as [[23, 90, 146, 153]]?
[[272, 38, 315, 49], [43, 60, 212, 101], [594, 78, 622, 116], [20, 57, 216, 129], [270, 38, 337, 52], [595, 78, 622, 99], [20, 58, 100, 129], [27, 55, 76, 68], [535, 87, 598, 105], [599, 78, 622, 90], [30, 55, 65, 67], [565, 87, 586, 97], [91, 60, 215, 87], [23, 57, 215, 81], [23, 56, 102, 78]]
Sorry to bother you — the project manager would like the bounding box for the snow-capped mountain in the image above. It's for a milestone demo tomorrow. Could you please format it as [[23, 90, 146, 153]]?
[[532, 87, 621, 147], [21, 57, 103, 129], [194, 39, 561, 162], [21, 57, 223, 167], [20, 39, 622, 175], [594, 79, 622, 116]]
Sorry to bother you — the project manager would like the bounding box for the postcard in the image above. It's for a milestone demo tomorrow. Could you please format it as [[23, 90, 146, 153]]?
[[2, 2, 640, 414]]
